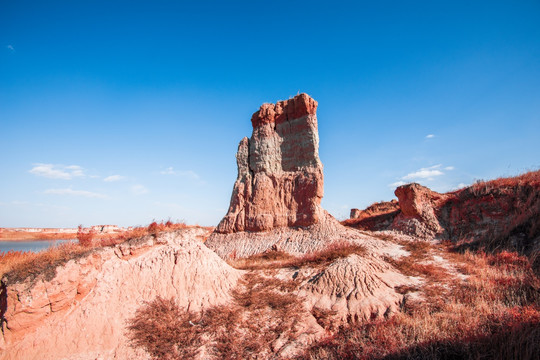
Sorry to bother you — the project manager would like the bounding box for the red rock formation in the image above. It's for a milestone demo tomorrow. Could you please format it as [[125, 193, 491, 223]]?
[[345, 200, 400, 232], [216, 93, 324, 233], [344, 171, 540, 250], [392, 183, 448, 238]]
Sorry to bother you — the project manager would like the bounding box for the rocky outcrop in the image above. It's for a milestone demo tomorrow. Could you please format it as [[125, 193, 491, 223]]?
[[208, 94, 409, 260], [345, 183, 447, 238], [345, 171, 540, 250], [350, 200, 399, 220], [350, 208, 362, 219], [215, 93, 324, 233], [347, 200, 400, 231], [0, 228, 242, 360], [391, 183, 448, 238]]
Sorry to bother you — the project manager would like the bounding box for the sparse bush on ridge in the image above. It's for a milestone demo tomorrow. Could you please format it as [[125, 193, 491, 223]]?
[[128, 273, 305, 359], [228, 241, 367, 270], [0, 243, 92, 284], [77, 225, 95, 247], [0, 220, 193, 283]]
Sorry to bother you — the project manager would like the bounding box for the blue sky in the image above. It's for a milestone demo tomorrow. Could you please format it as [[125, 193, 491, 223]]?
[[1, 0, 539, 227]]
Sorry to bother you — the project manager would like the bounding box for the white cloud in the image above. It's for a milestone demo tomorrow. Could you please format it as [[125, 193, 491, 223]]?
[[390, 164, 452, 187], [402, 165, 444, 180], [160, 167, 200, 180], [160, 167, 175, 175], [44, 188, 106, 198], [457, 183, 468, 189], [131, 184, 148, 195], [104, 175, 124, 182], [425, 134, 435, 139], [65, 165, 84, 177], [389, 181, 407, 187], [0, 200, 30, 206], [29, 164, 85, 180], [6, 45, 14, 52]]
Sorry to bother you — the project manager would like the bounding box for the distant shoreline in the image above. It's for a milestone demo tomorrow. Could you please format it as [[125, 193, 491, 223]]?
[[0, 231, 77, 241], [0, 225, 126, 242], [0, 237, 77, 242]]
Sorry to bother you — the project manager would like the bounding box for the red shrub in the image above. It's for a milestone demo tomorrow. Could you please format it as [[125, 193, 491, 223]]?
[[76, 225, 95, 247]]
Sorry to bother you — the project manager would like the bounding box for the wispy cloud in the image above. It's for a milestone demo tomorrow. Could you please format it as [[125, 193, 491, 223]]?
[[6, 45, 14, 52], [44, 188, 106, 198], [160, 167, 200, 180], [160, 167, 176, 175], [389, 164, 455, 187], [402, 165, 444, 180], [29, 164, 85, 180], [104, 175, 124, 182], [0, 200, 30, 206], [131, 184, 148, 195], [425, 134, 435, 139], [389, 181, 406, 188]]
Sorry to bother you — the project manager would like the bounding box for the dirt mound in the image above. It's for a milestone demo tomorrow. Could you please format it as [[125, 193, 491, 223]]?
[[207, 211, 404, 260], [0, 228, 243, 360], [299, 254, 413, 323]]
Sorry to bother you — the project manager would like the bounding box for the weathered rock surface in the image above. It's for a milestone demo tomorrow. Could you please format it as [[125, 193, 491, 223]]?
[[0, 228, 243, 360], [299, 254, 414, 323], [392, 183, 448, 238], [215, 93, 324, 233], [208, 94, 409, 261], [350, 200, 399, 220], [208, 211, 407, 260], [345, 171, 540, 250], [348, 200, 400, 231]]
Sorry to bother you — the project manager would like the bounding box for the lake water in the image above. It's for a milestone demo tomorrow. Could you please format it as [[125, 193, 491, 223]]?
[[0, 239, 77, 253]]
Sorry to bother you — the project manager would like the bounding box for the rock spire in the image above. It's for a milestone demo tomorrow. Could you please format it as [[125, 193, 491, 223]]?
[[216, 93, 324, 233]]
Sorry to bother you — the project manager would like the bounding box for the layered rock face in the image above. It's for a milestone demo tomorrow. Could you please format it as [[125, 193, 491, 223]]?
[[216, 93, 324, 233], [392, 183, 447, 238], [345, 171, 540, 251], [0, 228, 242, 360]]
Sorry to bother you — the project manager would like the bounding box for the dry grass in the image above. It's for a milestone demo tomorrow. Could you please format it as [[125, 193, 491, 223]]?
[[0, 242, 91, 283], [86, 220, 191, 247], [298, 242, 540, 360], [129, 238, 540, 359], [128, 273, 305, 359], [384, 240, 450, 283], [228, 241, 367, 270], [450, 170, 540, 261], [0, 221, 192, 284], [470, 169, 540, 194]]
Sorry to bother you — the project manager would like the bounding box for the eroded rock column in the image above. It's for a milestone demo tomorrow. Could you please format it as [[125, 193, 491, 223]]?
[[216, 93, 324, 233]]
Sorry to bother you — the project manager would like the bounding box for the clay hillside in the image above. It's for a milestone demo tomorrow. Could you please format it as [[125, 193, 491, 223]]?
[[1, 94, 539, 360]]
